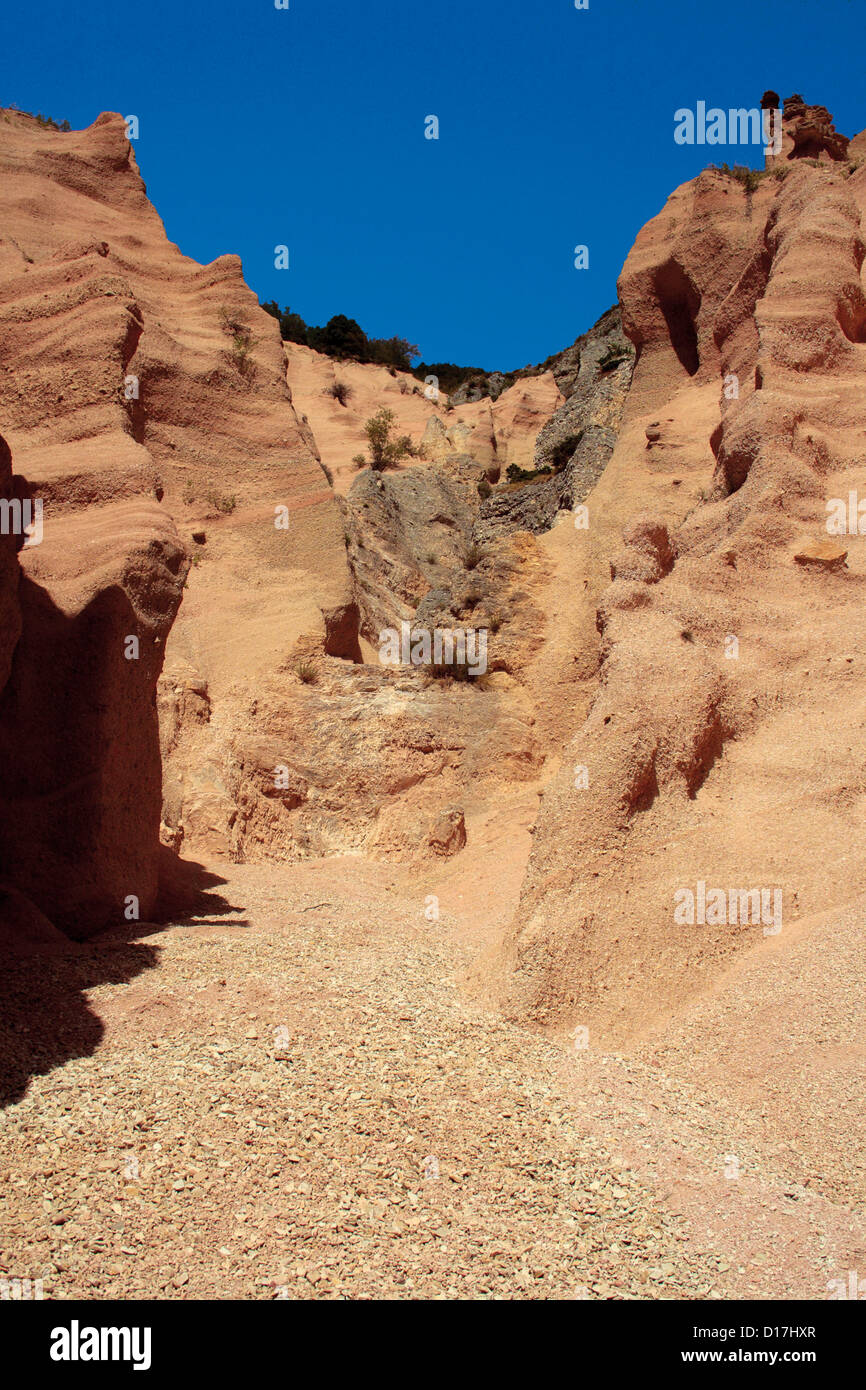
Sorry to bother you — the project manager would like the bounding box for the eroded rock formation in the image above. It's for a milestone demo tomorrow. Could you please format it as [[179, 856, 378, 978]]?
[[499, 101, 866, 1042], [5, 89, 865, 1038], [0, 107, 342, 927], [765, 92, 850, 166]]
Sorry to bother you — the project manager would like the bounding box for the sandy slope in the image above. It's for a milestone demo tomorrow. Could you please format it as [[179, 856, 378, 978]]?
[[285, 341, 562, 494]]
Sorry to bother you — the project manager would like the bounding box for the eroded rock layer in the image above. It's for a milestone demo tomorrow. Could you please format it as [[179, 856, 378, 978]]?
[[0, 108, 345, 929], [500, 114, 866, 1042]]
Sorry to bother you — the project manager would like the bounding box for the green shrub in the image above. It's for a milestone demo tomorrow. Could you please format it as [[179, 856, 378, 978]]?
[[547, 431, 584, 471], [219, 310, 256, 378], [325, 380, 353, 406], [29, 112, 71, 131], [598, 343, 631, 372], [709, 162, 768, 193], [505, 462, 553, 485], [354, 408, 420, 471], [204, 488, 237, 514]]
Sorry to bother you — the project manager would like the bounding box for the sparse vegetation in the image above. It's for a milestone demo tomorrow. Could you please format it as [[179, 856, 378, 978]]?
[[204, 489, 237, 515], [7, 107, 72, 131], [505, 462, 555, 486], [324, 380, 353, 406], [182, 480, 236, 513], [411, 362, 491, 395], [598, 343, 632, 372], [353, 408, 421, 472], [219, 309, 256, 379], [294, 660, 318, 684], [463, 542, 483, 570], [260, 302, 419, 371], [477, 478, 492, 501], [708, 162, 788, 192], [504, 433, 582, 485], [547, 431, 584, 472], [228, 334, 255, 376]]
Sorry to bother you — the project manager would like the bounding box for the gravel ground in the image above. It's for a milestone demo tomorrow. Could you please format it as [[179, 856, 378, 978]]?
[[0, 859, 862, 1300]]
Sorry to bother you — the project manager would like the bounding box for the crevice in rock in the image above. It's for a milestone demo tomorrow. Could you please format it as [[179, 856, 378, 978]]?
[[653, 259, 701, 376]]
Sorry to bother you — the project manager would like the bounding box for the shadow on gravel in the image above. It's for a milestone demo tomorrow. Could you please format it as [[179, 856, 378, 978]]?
[[0, 852, 247, 1107], [154, 848, 247, 926], [0, 937, 159, 1108]]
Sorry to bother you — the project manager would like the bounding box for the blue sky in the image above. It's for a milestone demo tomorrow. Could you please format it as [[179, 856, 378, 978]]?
[[3, 0, 864, 369]]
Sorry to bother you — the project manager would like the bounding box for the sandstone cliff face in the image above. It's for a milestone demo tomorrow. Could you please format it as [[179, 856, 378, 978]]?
[[478, 308, 635, 538], [158, 343, 561, 860], [0, 109, 371, 883], [0, 471, 187, 935], [0, 112, 201, 934], [499, 108, 866, 1042], [0, 108, 349, 928], [161, 327, 565, 865]]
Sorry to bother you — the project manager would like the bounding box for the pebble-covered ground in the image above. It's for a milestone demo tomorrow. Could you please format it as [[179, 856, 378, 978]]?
[[0, 859, 862, 1300]]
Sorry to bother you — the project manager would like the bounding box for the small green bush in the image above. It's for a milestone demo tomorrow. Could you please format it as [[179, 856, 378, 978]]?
[[354, 408, 420, 471], [325, 380, 353, 406], [709, 162, 768, 193], [204, 488, 237, 514], [219, 309, 256, 378], [598, 343, 631, 372]]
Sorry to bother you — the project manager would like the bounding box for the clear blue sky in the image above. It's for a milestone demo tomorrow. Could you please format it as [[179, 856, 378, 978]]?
[[3, 0, 864, 370]]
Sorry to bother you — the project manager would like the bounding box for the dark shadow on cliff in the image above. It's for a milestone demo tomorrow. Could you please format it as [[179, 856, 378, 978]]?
[[0, 563, 187, 936]]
